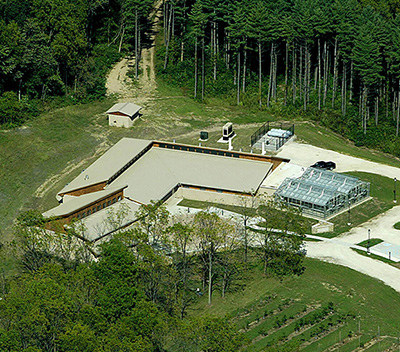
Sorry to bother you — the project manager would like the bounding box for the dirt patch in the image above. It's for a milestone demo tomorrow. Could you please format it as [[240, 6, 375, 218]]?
[[34, 138, 111, 198], [321, 282, 342, 293]]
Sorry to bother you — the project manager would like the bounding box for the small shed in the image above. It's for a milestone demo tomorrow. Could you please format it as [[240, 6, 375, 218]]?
[[106, 102, 142, 128]]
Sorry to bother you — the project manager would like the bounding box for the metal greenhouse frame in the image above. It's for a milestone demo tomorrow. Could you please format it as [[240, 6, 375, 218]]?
[[274, 168, 370, 219]]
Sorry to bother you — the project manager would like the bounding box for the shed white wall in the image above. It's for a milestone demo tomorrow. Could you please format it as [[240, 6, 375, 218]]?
[[108, 114, 133, 128]]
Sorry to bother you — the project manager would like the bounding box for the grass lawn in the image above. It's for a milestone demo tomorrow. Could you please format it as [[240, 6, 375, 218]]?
[[357, 238, 384, 248], [190, 257, 400, 351]]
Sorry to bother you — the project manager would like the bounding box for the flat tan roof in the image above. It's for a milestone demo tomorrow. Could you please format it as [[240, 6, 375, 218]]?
[[59, 138, 152, 195], [111, 147, 273, 204], [49, 138, 279, 218]]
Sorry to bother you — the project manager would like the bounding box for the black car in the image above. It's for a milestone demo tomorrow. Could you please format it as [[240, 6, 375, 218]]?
[[310, 161, 327, 169], [325, 161, 336, 170], [310, 161, 336, 170]]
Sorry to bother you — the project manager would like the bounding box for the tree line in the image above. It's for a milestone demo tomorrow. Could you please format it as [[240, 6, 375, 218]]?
[[0, 199, 306, 351], [158, 0, 400, 156], [0, 0, 153, 126]]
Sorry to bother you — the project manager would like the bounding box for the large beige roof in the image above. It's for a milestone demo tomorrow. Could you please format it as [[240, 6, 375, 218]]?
[[111, 147, 273, 204], [106, 102, 142, 117], [78, 199, 141, 241], [44, 186, 126, 217], [261, 162, 305, 190], [59, 138, 152, 195]]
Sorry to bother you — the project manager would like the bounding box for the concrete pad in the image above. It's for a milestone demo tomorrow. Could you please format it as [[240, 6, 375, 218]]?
[[261, 162, 305, 190], [276, 141, 400, 179], [371, 242, 400, 261]]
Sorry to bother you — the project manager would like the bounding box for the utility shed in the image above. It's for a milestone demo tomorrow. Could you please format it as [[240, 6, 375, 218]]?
[[275, 168, 370, 219], [106, 102, 142, 128]]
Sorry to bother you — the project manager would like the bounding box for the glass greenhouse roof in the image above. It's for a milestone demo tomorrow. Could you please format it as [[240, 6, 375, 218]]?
[[276, 168, 368, 207], [300, 168, 363, 194], [277, 178, 342, 206]]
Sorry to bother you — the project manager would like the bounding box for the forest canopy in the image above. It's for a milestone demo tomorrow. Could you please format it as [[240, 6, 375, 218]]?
[[3, 0, 400, 154], [0, 0, 152, 125], [158, 0, 400, 156]]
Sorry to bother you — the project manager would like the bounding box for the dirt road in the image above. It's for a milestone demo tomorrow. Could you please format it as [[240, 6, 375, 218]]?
[[105, 0, 161, 106]]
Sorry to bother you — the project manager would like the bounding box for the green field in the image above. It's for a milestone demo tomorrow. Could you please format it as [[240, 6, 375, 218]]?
[[191, 258, 400, 351], [357, 238, 384, 248]]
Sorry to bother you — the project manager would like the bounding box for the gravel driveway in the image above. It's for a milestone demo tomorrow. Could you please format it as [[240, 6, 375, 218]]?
[[277, 141, 400, 292]]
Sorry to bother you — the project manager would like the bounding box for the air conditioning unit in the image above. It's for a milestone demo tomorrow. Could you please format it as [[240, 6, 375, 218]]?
[[200, 131, 208, 141], [222, 122, 234, 141]]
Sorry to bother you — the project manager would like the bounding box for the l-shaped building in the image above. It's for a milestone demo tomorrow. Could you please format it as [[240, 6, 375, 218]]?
[[44, 138, 289, 240]]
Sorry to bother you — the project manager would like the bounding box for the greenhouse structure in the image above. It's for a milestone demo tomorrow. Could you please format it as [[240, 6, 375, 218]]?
[[274, 168, 370, 219]]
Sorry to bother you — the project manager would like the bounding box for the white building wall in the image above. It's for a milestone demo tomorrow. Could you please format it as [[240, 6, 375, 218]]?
[[108, 114, 133, 128]]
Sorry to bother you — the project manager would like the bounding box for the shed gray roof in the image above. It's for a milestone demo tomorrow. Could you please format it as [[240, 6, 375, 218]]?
[[59, 138, 152, 195], [106, 102, 142, 117]]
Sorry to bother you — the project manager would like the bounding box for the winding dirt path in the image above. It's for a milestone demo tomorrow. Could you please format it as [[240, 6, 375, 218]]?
[[105, 0, 162, 105], [105, 57, 135, 99]]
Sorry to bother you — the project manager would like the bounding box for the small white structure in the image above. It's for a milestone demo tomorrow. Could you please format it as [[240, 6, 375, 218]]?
[[222, 122, 234, 141], [106, 102, 142, 128], [311, 221, 334, 234]]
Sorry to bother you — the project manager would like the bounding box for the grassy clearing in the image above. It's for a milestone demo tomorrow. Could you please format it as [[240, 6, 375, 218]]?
[[357, 238, 384, 248], [319, 172, 396, 238], [0, 98, 113, 238], [190, 257, 400, 351]]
